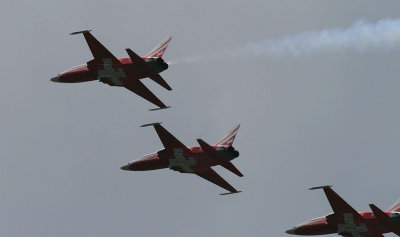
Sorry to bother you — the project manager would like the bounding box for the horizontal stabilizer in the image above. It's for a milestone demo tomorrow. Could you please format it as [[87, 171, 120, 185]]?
[[197, 139, 243, 177], [70, 30, 92, 35], [140, 122, 162, 127], [197, 139, 219, 155], [125, 48, 172, 91], [309, 185, 332, 190], [369, 204, 400, 236], [220, 191, 242, 196], [221, 162, 244, 177]]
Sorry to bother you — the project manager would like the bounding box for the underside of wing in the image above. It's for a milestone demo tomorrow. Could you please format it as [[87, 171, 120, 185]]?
[[123, 78, 168, 109], [195, 168, 238, 194], [71, 30, 119, 63], [310, 186, 361, 218], [151, 124, 191, 153]]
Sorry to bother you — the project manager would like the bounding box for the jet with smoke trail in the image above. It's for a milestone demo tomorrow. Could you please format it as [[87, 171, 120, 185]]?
[[169, 18, 400, 65]]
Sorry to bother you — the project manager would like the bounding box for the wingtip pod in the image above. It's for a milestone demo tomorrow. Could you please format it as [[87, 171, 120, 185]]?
[[309, 185, 332, 190], [220, 191, 242, 196], [140, 122, 162, 127], [149, 106, 171, 111], [70, 30, 92, 35]]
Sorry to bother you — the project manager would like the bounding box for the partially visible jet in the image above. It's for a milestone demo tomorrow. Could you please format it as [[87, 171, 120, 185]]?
[[286, 185, 400, 237], [121, 123, 243, 195], [51, 30, 172, 110]]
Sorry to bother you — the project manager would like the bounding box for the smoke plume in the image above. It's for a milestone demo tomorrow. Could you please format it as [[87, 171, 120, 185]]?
[[168, 18, 400, 65]]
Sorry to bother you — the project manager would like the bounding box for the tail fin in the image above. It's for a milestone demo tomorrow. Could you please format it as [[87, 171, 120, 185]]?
[[145, 36, 172, 58], [215, 124, 240, 146], [387, 198, 400, 212]]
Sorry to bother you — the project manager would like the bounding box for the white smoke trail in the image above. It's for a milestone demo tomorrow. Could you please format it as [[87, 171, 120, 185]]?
[[168, 18, 400, 65]]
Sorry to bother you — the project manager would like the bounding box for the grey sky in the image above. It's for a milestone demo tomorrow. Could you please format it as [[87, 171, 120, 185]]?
[[2, 0, 400, 236]]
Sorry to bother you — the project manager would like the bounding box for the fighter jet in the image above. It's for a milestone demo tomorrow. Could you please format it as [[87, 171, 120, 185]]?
[[286, 185, 400, 237], [121, 123, 243, 195], [51, 30, 172, 110]]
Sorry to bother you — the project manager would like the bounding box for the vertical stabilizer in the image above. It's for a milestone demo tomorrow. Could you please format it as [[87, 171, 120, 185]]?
[[145, 36, 172, 58], [215, 124, 240, 146]]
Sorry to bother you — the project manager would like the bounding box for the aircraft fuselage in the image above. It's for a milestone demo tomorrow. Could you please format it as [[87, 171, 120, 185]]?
[[121, 145, 239, 173], [286, 211, 400, 236], [51, 57, 168, 86]]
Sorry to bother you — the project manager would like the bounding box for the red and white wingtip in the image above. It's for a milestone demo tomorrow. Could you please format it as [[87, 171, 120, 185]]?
[[215, 124, 241, 146], [145, 36, 172, 58]]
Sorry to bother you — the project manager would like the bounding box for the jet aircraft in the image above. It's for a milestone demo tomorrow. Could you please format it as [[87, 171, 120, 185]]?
[[51, 30, 172, 110], [121, 123, 243, 195], [286, 185, 400, 237]]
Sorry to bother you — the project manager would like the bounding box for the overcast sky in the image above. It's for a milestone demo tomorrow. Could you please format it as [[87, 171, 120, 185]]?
[[2, 1, 400, 236]]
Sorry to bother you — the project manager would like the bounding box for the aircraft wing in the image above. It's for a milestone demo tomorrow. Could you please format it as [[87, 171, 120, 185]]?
[[70, 30, 119, 63], [309, 186, 362, 218], [123, 79, 168, 109], [195, 168, 239, 194], [141, 123, 191, 153]]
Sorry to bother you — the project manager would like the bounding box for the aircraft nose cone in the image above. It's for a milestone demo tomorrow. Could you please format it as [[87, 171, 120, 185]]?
[[121, 164, 130, 170], [50, 75, 60, 82], [286, 227, 297, 235]]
